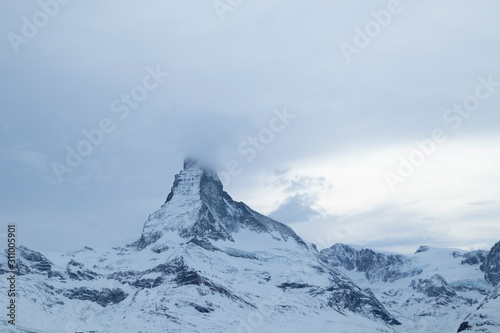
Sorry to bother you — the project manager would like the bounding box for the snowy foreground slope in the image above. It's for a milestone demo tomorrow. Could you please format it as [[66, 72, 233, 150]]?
[[1, 159, 499, 333]]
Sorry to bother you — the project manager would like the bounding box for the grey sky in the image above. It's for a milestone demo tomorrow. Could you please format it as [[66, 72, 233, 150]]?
[[0, 0, 499, 253]]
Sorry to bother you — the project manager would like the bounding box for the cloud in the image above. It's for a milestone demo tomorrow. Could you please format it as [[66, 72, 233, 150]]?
[[0, 1, 499, 253], [269, 193, 321, 224], [271, 174, 332, 193]]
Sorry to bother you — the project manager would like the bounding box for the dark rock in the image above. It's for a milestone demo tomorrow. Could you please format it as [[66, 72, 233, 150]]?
[[325, 279, 401, 326], [61, 287, 128, 307], [320, 244, 422, 283], [457, 321, 470, 332], [278, 283, 312, 290], [415, 246, 430, 254], [175, 269, 204, 286], [18, 246, 53, 274], [66, 260, 100, 281], [47, 271, 65, 280], [484, 241, 500, 286], [461, 250, 487, 267], [191, 302, 214, 313], [131, 277, 164, 289], [410, 274, 457, 299], [452, 284, 489, 295]]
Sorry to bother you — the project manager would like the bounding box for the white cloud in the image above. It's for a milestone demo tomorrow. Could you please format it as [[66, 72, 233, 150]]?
[[236, 133, 500, 253], [0, 1, 499, 252]]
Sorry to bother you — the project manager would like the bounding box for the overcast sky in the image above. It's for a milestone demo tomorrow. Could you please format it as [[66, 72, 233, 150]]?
[[1, 0, 499, 254]]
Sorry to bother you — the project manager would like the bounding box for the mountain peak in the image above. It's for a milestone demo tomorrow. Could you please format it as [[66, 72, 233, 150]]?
[[178, 157, 221, 188], [163, 158, 224, 211], [135, 159, 306, 250], [415, 245, 430, 254]]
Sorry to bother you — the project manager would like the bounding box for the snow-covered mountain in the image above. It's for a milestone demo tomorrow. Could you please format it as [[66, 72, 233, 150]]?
[[1, 159, 400, 333], [320, 242, 500, 333], [457, 241, 500, 332], [1, 159, 498, 333]]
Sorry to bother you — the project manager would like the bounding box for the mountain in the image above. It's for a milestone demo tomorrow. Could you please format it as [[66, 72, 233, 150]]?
[[320, 243, 500, 333], [457, 241, 500, 332], [2, 159, 498, 332], [484, 241, 500, 287], [456, 285, 500, 333], [1, 159, 400, 333], [134, 158, 307, 249]]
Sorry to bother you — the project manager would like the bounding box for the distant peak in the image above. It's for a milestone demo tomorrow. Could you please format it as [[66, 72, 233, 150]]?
[[415, 245, 430, 254]]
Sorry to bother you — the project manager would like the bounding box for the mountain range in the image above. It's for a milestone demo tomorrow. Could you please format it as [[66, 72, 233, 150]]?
[[1, 159, 499, 333]]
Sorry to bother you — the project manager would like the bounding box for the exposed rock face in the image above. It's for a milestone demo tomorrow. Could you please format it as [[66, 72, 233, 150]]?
[[457, 285, 500, 332], [459, 250, 488, 268], [456, 242, 500, 332], [18, 246, 53, 275], [320, 243, 422, 282], [66, 259, 100, 281], [61, 287, 128, 307], [415, 245, 430, 254], [457, 321, 471, 332], [484, 241, 500, 286], [410, 274, 457, 299]]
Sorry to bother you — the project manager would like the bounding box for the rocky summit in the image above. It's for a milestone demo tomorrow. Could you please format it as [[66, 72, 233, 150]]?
[[0, 159, 499, 333]]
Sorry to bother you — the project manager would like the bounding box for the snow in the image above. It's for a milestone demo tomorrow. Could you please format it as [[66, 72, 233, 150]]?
[[322, 244, 497, 333]]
